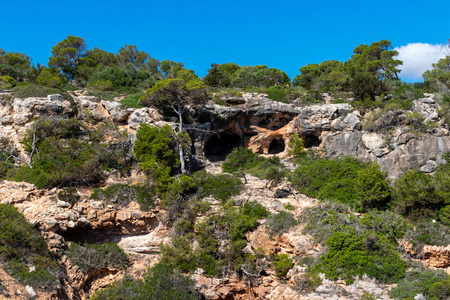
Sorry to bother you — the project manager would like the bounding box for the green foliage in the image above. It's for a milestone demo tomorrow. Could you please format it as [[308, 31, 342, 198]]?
[[229, 65, 290, 88], [0, 204, 58, 289], [90, 263, 202, 300], [57, 187, 79, 205], [361, 103, 404, 132], [120, 92, 145, 108], [134, 124, 178, 186], [405, 112, 437, 133], [272, 254, 293, 277], [243, 202, 269, 219], [356, 162, 392, 211], [68, 242, 129, 273], [0, 75, 16, 89], [266, 211, 297, 235], [429, 279, 450, 300], [222, 148, 288, 185], [293, 271, 322, 294], [204, 63, 241, 87], [88, 65, 153, 93], [48, 35, 86, 79], [192, 171, 243, 202], [404, 220, 450, 252], [36, 68, 66, 88], [389, 269, 450, 300], [284, 203, 295, 210], [395, 169, 447, 221], [423, 56, 450, 90], [9, 118, 127, 188], [222, 147, 258, 173], [287, 133, 305, 158], [360, 210, 410, 243], [438, 205, 450, 226], [12, 84, 62, 98], [360, 293, 377, 300], [314, 230, 406, 284], [291, 156, 392, 212], [90, 183, 155, 211], [161, 204, 266, 276]]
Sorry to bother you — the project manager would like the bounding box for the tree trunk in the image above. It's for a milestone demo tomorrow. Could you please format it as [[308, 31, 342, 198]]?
[[177, 105, 186, 174]]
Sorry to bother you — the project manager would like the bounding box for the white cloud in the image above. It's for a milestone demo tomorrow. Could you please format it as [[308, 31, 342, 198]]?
[[395, 43, 446, 81]]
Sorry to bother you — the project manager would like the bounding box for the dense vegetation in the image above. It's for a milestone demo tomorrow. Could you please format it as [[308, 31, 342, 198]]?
[[0, 204, 59, 290], [90, 263, 202, 300]]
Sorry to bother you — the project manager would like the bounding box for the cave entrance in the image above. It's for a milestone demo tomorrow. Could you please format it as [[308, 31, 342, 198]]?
[[60, 228, 122, 244], [205, 133, 242, 162], [303, 134, 321, 148], [268, 139, 285, 154]]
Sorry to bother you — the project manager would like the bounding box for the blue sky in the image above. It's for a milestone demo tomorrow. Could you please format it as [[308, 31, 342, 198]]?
[[1, 0, 448, 81]]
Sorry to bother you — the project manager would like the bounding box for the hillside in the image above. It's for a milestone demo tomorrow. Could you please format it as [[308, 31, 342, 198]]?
[[0, 89, 449, 300]]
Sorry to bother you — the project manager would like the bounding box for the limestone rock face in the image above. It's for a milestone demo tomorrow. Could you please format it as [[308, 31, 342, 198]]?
[[423, 245, 450, 268]]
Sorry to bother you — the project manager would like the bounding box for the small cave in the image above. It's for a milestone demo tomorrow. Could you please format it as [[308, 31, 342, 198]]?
[[268, 139, 285, 154], [60, 227, 122, 244], [303, 134, 321, 148], [205, 133, 242, 162]]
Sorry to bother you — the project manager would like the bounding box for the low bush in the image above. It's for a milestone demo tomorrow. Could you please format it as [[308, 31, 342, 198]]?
[[12, 84, 62, 98], [293, 271, 322, 294], [222, 148, 288, 185], [68, 242, 129, 273], [291, 157, 392, 212], [404, 221, 450, 253], [272, 254, 294, 277], [395, 169, 447, 221], [90, 263, 202, 300], [57, 187, 79, 205], [90, 183, 155, 211], [266, 211, 297, 235], [120, 92, 145, 108], [314, 230, 406, 284], [192, 171, 243, 202], [389, 269, 450, 300], [0, 204, 59, 290]]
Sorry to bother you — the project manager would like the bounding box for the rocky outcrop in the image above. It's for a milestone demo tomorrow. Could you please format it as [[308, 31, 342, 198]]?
[[423, 245, 450, 268]]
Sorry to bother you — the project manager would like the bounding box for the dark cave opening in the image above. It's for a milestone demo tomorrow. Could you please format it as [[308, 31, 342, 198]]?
[[60, 228, 122, 244], [205, 133, 242, 162], [268, 139, 285, 154], [303, 134, 321, 148]]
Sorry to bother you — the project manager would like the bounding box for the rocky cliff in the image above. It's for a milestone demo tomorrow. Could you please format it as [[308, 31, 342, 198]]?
[[0, 90, 449, 299]]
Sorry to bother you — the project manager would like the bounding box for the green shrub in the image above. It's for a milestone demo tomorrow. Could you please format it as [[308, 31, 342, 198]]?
[[90, 263, 202, 300], [57, 187, 79, 205], [90, 183, 155, 211], [192, 171, 243, 202], [8, 118, 128, 189], [404, 221, 450, 252], [272, 254, 294, 277], [287, 133, 305, 158], [284, 203, 295, 210], [315, 230, 406, 284], [389, 269, 449, 300], [243, 202, 268, 219], [438, 205, 450, 226], [0, 204, 58, 289], [68, 242, 129, 273], [120, 92, 145, 108], [12, 84, 62, 98], [360, 293, 377, 300], [297, 255, 315, 267], [266, 211, 297, 235], [293, 271, 322, 294], [395, 169, 446, 221], [223, 148, 288, 185], [87, 80, 114, 91], [292, 156, 391, 212], [360, 210, 410, 243], [429, 279, 450, 300], [222, 147, 259, 174]]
